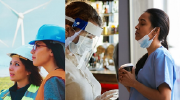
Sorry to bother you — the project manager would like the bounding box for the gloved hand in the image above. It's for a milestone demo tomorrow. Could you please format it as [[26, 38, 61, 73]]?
[[95, 89, 119, 100]]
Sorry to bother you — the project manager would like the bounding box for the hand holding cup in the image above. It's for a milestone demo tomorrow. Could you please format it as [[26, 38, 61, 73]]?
[[120, 63, 133, 73]]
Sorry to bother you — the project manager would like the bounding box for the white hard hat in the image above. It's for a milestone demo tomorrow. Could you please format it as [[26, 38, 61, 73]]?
[[7, 45, 33, 61]]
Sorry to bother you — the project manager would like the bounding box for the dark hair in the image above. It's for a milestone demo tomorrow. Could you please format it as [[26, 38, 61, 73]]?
[[66, 1, 102, 27], [113, 43, 119, 80], [135, 8, 169, 75], [146, 8, 169, 49], [11, 54, 43, 86], [42, 40, 65, 71]]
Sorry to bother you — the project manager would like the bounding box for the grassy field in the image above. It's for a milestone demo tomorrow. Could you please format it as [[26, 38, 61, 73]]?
[[0, 77, 14, 92]]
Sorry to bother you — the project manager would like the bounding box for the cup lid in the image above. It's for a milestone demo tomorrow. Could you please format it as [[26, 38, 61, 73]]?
[[121, 63, 133, 68]]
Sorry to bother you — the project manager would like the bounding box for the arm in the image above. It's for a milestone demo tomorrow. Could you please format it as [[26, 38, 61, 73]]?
[[44, 77, 65, 100], [119, 68, 171, 100], [133, 79, 171, 100]]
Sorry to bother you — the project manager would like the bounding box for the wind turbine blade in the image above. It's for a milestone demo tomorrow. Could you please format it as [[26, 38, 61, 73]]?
[[21, 20, 25, 45], [12, 18, 22, 47], [0, 0, 19, 16], [23, 0, 52, 15], [0, 39, 9, 47]]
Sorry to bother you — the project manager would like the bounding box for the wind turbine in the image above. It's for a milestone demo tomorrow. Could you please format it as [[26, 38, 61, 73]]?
[[0, 0, 52, 47], [0, 39, 9, 47]]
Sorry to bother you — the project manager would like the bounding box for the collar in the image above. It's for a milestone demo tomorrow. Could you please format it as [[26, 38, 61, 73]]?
[[9, 83, 31, 92]]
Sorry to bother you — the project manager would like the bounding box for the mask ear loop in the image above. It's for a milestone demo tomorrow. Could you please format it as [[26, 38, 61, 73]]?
[[148, 27, 156, 35], [152, 34, 157, 40], [149, 27, 157, 40], [65, 29, 82, 48]]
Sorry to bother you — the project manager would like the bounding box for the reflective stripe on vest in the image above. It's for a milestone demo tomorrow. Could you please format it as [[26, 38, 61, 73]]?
[[21, 96, 34, 100], [2, 96, 11, 100], [0, 89, 11, 100], [0, 84, 39, 100]]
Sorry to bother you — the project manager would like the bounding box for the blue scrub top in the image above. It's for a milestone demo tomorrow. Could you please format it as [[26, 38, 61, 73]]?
[[129, 46, 176, 100]]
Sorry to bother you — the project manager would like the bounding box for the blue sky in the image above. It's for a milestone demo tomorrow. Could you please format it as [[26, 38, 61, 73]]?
[[0, 0, 65, 76]]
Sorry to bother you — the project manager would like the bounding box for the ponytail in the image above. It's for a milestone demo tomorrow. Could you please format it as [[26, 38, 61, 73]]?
[[161, 37, 168, 50]]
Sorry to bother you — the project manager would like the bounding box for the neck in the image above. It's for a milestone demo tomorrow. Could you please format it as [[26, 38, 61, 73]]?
[[42, 58, 59, 73], [146, 40, 162, 56], [17, 78, 29, 88]]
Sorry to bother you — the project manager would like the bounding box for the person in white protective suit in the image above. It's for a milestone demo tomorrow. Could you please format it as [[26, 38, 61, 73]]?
[[65, 1, 118, 100]]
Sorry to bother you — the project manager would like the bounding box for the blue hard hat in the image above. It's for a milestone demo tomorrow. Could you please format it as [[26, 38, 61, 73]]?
[[29, 24, 65, 44]]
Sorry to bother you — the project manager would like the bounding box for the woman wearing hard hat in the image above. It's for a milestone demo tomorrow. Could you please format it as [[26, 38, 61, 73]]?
[[65, 1, 118, 100], [0, 45, 43, 100], [29, 24, 65, 100]]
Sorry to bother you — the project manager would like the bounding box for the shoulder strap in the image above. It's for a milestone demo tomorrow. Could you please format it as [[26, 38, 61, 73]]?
[[35, 69, 65, 100], [45, 69, 65, 80]]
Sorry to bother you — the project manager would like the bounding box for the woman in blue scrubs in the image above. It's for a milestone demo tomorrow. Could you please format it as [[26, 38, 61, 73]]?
[[119, 8, 176, 100]]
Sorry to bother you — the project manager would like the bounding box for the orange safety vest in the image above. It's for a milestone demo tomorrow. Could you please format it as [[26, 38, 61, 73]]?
[[35, 69, 65, 100]]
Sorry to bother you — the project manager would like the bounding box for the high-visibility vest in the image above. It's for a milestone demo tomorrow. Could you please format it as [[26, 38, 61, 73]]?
[[0, 84, 39, 100], [35, 69, 65, 100]]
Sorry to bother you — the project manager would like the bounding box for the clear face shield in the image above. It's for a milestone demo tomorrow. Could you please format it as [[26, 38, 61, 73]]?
[[65, 16, 103, 69]]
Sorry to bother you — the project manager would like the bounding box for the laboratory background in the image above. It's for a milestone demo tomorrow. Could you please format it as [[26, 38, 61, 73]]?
[[66, 0, 119, 95], [119, 0, 180, 100], [0, 0, 65, 91]]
